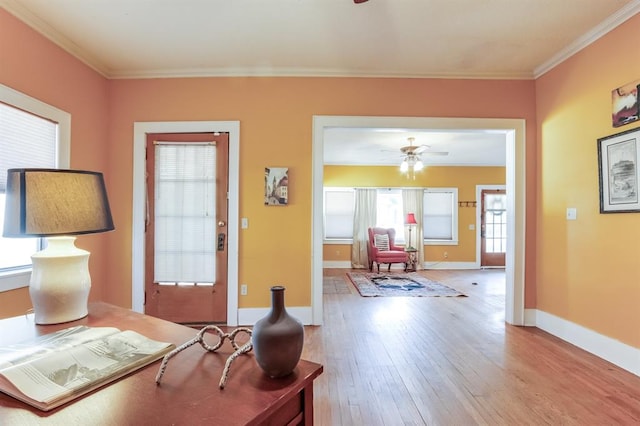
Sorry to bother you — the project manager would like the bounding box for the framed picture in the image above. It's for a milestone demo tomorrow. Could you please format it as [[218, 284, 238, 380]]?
[[598, 127, 640, 213], [611, 80, 640, 127], [264, 167, 289, 206]]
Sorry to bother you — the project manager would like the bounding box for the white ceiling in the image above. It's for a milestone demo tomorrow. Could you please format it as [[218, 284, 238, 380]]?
[[3, 0, 638, 166], [323, 127, 508, 166]]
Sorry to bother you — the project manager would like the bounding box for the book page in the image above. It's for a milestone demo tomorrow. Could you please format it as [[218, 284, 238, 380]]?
[[0, 328, 173, 405], [0, 326, 118, 371]]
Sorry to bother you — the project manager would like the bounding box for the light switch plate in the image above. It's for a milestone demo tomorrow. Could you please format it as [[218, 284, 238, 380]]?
[[566, 208, 577, 220], [241, 217, 249, 229]]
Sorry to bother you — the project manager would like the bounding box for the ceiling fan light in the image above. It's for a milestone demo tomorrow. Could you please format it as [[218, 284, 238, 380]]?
[[400, 160, 409, 172], [414, 160, 423, 171]]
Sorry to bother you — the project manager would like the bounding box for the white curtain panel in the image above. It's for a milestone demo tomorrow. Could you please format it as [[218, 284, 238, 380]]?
[[351, 188, 377, 269]]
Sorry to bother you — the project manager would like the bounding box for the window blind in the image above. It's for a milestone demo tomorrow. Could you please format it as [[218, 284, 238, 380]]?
[[324, 189, 355, 239], [154, 143, 216, 284], [0, 102, 56, 192], [423, 191, 454, 240]]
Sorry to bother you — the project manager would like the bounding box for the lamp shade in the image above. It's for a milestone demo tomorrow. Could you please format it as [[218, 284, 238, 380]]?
[[3, 168, 114, 237], [406, 212, 417, 225]]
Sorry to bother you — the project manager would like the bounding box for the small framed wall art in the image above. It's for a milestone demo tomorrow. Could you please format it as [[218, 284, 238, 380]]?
[[598, 127, 640, 213], [611, 79, 639, 127], [264, 167, 289, 206]]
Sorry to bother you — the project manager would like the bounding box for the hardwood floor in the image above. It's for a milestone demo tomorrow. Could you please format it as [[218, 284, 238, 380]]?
[[301, 269, 640, 425]]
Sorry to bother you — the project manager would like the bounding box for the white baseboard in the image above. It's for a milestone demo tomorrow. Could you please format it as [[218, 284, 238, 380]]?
[[422, 261, 478, 270], [530, 309, 640, 377], [238, 306, 312, 326], [323, 261, 352, 268], [524, 308, 537, 326]]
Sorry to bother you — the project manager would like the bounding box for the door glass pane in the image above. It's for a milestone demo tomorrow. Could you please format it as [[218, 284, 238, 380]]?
[[484, 193, 507, 253], [154, 143, 216, 284]]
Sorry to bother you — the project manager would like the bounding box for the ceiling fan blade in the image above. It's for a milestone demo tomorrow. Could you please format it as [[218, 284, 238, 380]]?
[[422, 151, 449, 156], [413, 145, 429, 154]]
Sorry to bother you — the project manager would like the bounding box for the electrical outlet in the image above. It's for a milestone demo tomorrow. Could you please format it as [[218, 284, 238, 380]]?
[[444, 251, 448, 259], [240, 284, 248, 296]]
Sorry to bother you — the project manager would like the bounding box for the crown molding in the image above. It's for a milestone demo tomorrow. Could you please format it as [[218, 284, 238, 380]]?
[[1, 0, 110, 77], [534, 1, 640, 78], [3, 0, 638, 81]]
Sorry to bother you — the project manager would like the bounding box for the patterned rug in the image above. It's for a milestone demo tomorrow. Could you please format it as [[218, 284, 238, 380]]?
[[346, 272, 466, 297]]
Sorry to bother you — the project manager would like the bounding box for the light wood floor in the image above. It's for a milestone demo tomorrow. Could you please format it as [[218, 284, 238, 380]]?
[[300, 269, 640, 425]]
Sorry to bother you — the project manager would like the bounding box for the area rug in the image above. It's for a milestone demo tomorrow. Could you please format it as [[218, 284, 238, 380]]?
[[346, 272, 466, 297]]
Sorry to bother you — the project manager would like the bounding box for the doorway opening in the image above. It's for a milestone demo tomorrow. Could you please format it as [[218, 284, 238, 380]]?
[[312, 116, 526, 326]]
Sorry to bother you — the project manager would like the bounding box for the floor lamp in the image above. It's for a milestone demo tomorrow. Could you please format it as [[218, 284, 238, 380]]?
[[406, 212, 417, 250], [3, 169, 115, 324]]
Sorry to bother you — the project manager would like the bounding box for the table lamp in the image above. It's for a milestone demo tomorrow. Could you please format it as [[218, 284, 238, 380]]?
[[405, 212, 417, 250], [3, 169, 114, 324]]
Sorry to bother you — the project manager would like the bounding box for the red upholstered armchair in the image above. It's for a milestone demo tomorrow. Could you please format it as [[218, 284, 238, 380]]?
[[367, 227, 408, 272]]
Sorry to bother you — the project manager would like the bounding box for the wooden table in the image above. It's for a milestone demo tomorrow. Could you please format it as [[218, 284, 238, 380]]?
[[0, 302, 323, 425]]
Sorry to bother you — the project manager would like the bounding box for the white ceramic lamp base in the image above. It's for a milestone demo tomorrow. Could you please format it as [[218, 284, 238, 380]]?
[[29, 236, 91, 325]]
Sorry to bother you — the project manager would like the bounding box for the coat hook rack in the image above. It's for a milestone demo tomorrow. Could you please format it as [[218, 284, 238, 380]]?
[[458, 201, 477, 208]]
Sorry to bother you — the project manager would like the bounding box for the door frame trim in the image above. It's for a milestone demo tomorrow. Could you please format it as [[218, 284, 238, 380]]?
[[476, 185, 507, 268], [313, 116, 526, 326], [132, 121, 240, 325]]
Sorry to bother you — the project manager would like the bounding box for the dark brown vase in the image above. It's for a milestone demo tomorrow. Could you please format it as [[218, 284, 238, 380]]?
[[252, 286, 304, 378]]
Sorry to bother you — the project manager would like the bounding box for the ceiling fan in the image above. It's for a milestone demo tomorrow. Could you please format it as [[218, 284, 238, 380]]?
[[399, 137, 448, 157], [397, 137, 448, 173]]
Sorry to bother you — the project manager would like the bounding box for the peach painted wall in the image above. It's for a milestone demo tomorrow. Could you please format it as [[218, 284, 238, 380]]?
[[107, 77, 536, 310], [0, 10, 110, 318], [323, 165, 505, 263], [0, 8, 538, 315], [536, 14, 640, 347]]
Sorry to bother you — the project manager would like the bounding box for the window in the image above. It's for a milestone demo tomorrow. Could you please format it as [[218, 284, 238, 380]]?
[[323, 188, 355, 242], [324, 187, 459, 245], [0, 84, 70, 292], [376, 189, 405, 244], [423, 188, 458, 245]]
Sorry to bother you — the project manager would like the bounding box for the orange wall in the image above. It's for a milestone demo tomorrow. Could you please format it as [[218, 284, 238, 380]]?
[[107, 78, 536, 310], [323, 244, 352, 262], [536, 14, 640, 347], [0, 9, 538, 315], [323, 165, 506, 263], [0, 9, 110, 318]]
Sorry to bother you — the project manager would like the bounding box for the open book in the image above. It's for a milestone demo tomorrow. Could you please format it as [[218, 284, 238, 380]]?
[[0, 326, 175, 411]]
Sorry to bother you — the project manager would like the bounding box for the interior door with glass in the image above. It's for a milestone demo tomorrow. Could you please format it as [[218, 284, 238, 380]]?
[[144, 132, 229, 325], [480, 189, 506, 268]]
